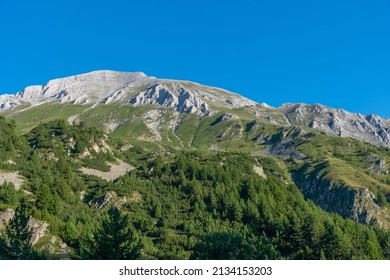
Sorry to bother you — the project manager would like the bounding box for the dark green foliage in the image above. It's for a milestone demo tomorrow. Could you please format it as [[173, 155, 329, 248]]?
[[0, 116, 28, 162], [26, 119, 104, 157], [81, 151, 113, 172], [0, 236, 9, 260], [0, 199, 39, 259], [377, 192, 387, 207], [0, 182, 20, 208], [89, 208, 143, 260], [110, 151, 389, 260], [0, 116, 389, 260], [191, 232, 279, 260]]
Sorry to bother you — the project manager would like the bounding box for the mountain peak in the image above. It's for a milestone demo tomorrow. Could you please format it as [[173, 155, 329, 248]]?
[[2, 70, 390, 148], [10, 70, 156, 106], [1, 70, 257, 115]]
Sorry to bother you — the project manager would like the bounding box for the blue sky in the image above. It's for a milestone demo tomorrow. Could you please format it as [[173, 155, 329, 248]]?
[[0, 0, 389, 117]]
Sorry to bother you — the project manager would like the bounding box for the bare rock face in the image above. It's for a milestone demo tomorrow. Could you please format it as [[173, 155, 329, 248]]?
[[366, 154, 389, 176], [220, 113, 239, 122], [0, 171, 25, 190], [212, 113, 240, 126], [0, 208, 15, 229], [91, 191, 127, 211], [0, 95, 21, 110], [262, 140, 306, 160], [246, 120, 259, 134], [0, 71, 156, 111], [1, 70, 257, 117], [253, 165, 267, 179], [293, 164, 389, 227], [28, 217, 49, 245], [16, 71, 153, 105], [0, 209, 48, 245], [282, 103, 390, 148], [130, 83, 211, 116]]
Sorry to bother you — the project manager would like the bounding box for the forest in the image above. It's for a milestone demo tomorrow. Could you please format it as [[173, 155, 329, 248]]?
[[0, 116, 389, 260]]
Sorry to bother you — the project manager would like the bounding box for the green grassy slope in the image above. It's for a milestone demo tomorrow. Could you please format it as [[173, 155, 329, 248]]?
[[2, 103, 390, 227]]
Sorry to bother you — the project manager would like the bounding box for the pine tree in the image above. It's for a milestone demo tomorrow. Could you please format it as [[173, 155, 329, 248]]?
[[320, 221, 350, 260], [0, 182, 19, 206], [190, 231, 280, 260], [91, 208, 143, 259], [0, 199, 38, 259]]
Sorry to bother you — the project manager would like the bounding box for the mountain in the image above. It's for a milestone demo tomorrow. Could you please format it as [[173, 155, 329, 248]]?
[[1, 70, 389, 148], [0, 70, 389, 260], [0, 70, 256, 116]]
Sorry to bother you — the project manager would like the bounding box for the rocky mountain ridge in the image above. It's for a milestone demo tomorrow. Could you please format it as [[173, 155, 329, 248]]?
[[1, 70, 390, 148], [0, 70, 257, 116], [281, 103, 390, 148]]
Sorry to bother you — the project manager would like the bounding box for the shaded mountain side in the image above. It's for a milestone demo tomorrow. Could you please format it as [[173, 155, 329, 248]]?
[[292, 161, 389, 227]]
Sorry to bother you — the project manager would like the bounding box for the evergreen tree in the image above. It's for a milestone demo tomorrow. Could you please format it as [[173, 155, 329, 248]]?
[[90, 208, 143, 259], [0, 235, 9, 260], [0, 182, 19, 206], [0, 199, 38, 259], [190, 231, 280, 260], [320, 221, 351, 260]]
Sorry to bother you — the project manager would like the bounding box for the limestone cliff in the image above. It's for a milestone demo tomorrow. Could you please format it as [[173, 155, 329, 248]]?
[[293, 163, 389, 228]]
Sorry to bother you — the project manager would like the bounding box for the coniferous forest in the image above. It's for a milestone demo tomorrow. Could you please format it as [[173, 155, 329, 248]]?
[[0, 116, 389, 260]]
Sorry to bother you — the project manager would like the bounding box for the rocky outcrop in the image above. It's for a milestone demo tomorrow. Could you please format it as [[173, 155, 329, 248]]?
[[246, 120, 259, 134], [0, 208, 15, 229], [39, 235, 69, 255], [263, 140, 306, 160], [0, 94, 21, 110], [28, 217, 49, 245], [220, 113, 239, 122], [130, 83, 212, 116], [282, 103, 390, 148], [253, 165, 267, 179], [212, 113, 240, 126], [366, 154, 389, 176], [0, 171, 25, 190], [91, 191, 127, 211], [293, 163, 388, 227], [217, 123, 244, 141], [0, 209, 49, 245], [16, 71, 153, 105]]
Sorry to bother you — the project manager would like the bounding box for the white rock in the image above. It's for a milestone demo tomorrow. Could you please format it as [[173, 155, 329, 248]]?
[[282, 103, 390, 147], [1, 70, 257, 117], [0, 94, 21, 110]]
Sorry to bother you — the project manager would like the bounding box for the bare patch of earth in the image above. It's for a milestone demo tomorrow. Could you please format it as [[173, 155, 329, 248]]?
[[0, 171, 25, 190], [80, 159, 134, 181]]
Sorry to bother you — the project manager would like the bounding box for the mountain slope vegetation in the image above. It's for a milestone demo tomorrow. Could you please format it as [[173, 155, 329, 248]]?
[[0, 116, 389, 260]]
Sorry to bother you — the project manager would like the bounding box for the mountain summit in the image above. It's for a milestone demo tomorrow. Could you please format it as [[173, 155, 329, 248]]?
[[1, 70, 256, 116], [0, 70, 390, 148]]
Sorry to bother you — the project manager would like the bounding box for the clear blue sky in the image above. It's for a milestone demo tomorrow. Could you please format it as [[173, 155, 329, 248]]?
[[0, 0, 389, 117]]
